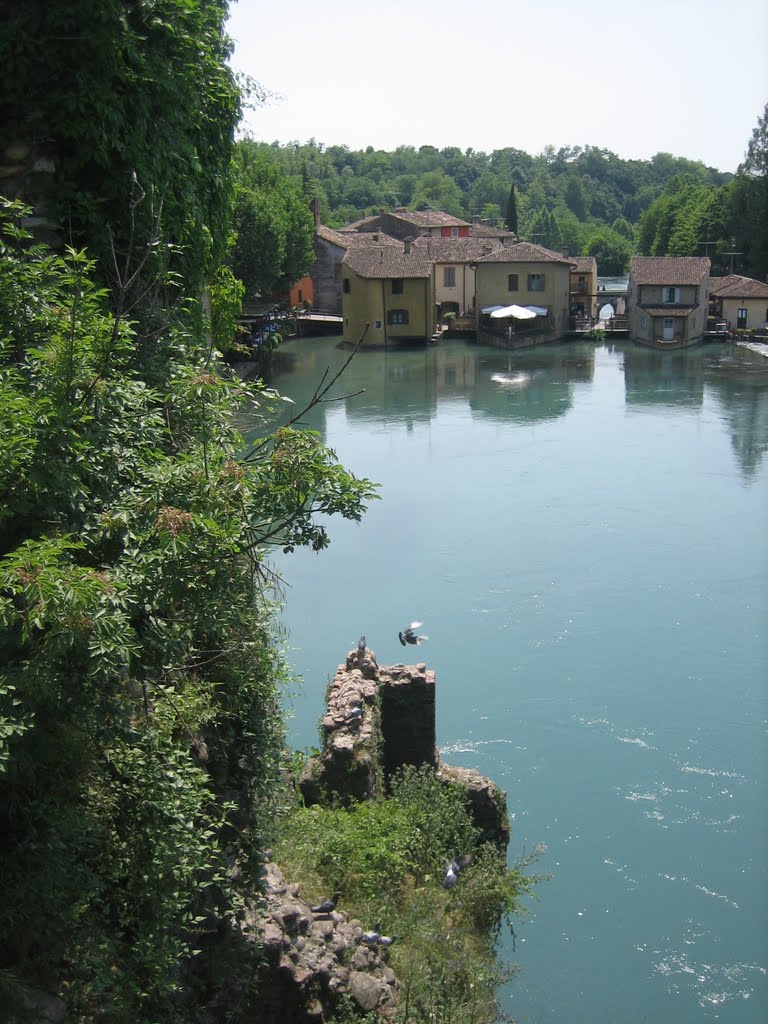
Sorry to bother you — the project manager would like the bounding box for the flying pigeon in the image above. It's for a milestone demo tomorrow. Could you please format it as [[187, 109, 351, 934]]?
[[442, 853, 473, 889], [310, 891, 341, 914], [357, 635, 366, 657], [399, 621, 428, 646]]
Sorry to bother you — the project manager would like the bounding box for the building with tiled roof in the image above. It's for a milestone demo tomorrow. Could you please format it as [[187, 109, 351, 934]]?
[[412, 236, 504, 317], [709, 274, 768, 332], [628, 256, 710, 347], [341, 240, 436, 345], [473, 242, 576, 341]]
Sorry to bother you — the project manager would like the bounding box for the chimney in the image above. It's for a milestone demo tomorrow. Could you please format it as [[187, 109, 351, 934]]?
[[372, 233, 379, 241], [562, 246, 570, 257], [404, 239, 412, 254]]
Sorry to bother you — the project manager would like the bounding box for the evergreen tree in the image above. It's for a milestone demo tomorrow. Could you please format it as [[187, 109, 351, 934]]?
[[505, 183, 519, 234]]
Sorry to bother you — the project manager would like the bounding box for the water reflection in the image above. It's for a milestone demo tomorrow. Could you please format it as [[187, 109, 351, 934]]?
[[253, 337, 768, 483]]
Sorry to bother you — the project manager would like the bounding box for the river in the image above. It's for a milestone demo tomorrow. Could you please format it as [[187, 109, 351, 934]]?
[[244, 335, 768, 1024]]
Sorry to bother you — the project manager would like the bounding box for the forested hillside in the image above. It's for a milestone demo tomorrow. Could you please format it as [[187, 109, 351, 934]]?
[[235, 119, 767, 279]]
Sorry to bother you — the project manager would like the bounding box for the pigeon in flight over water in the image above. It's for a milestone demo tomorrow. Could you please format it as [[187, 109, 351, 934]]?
[[311, 891, 341, 914], [399, 621, 428, 646], [443, 853, 473, 889]]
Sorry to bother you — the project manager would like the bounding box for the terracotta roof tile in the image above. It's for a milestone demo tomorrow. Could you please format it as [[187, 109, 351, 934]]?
[[317, 225, 400, 249], [475, 242, 575, 265], [412, 237, 503, 262], [710, 274, 768, 298], [388, 209, 470, 228], [343, 247, 432, 279], [571, 256, 597, 273], [630, 256, 710, 285]]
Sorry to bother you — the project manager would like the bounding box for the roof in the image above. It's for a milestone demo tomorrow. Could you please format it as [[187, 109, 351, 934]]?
[[642, 307, 694, 317], [340, 215, 382, 231], [630, 256, 710, 285], [343, 246, 432, 279], [412, 237, 503, 262], [475, 241, 576, 266], [709, 274, 768, 299], [317, 224, 400, 250], [571, 256, 597, 273], [387, 208, 470, 229], [468, 224, 516, 239]]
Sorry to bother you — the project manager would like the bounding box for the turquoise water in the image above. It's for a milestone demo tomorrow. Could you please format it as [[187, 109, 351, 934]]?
[[246, 336, 768, 1024]]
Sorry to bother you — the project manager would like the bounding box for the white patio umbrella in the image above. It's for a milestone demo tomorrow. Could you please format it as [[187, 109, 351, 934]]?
[[489, 304, 537, 320]]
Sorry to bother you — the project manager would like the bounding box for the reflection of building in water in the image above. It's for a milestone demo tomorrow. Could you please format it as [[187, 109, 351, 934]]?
[[622, 347, 705, 408], [470, 345, 595, 423], [704, 355, 768, 482], [343, 348, 438, 425]]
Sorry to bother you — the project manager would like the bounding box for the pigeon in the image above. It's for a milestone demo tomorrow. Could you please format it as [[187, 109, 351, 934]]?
[[360, 924, 397, 947], [357, 635, 366, 657], [360, 922, 383, 945], [344, 704, 363, 723], [443, 853, 473, 889], [310, 891, 341, 914], [399, 621, 428, 646]]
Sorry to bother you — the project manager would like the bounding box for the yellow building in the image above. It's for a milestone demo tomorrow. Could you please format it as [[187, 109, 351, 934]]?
[[474, 242, 575, 343], [341, 242, 436, 345], [569, 255, 598, 318], [628, 257, 710, 347], [709, 274, 768, 332], [413, 236, 503, 317]]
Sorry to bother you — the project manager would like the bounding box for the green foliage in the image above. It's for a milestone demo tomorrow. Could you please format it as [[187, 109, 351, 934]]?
[[0, 201, 377, 1019], [0, 0, 241, 295], [584, 226, 633, 275], [276, 766, 543, 1024], [210, 264, 246, 355], [230, 142, 315, 298]]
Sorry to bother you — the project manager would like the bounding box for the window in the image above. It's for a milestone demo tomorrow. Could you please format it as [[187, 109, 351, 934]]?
[[443, 266, 456, 287], [737, 308, 748, 329], [343, 278, 350, 293], [664, 286, 678, 303], [528, 273, 545, 291], [507, 273, 519, 292], [577, 275, 586, 291], [387, 309, 409, 325], [391, 278, 404, 295], [450, 227, 459, 237]]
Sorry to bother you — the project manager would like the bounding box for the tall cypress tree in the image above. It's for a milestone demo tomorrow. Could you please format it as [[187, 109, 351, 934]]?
[[505, 183, 519, 235]]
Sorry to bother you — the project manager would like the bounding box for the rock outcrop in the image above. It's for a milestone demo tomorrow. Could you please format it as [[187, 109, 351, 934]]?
[[300, 646, 508, 848], [240, 862, 398, 1023]]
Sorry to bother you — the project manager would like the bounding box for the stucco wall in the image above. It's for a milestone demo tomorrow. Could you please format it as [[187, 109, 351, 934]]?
[[342, 270, 434, 344], [475, 262, 571, 336]]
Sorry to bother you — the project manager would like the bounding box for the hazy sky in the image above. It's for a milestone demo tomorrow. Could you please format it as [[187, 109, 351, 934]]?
[[227, 0, 767, 173]]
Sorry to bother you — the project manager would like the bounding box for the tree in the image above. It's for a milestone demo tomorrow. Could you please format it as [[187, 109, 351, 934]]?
[[0, 199, 377, 1018], [0, 0, 241, 295], [505, 183, 519, 234], [584, 227, 632, 274], [230, 144, 315, 298]]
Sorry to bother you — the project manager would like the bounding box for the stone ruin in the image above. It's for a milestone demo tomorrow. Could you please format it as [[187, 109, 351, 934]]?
[[300, 645, 508, 845], [241, 645, 509, 1023]]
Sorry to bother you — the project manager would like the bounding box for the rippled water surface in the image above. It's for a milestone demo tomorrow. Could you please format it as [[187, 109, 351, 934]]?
[[245, 337, 768, 1024]]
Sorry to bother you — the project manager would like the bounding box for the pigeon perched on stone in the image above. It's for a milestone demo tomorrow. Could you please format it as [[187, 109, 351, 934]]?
[[442, 853, 473, 889], [360, 924, 396, 947], [357, 636, 366, 657], [344, 704, 363, 723], [377, 933, 397, 947], [399, 622, 428, 646], [310, 891, 341, 914]]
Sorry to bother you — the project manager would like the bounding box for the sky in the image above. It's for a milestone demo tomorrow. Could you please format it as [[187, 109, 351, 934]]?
[[226, 0, 767, 174]]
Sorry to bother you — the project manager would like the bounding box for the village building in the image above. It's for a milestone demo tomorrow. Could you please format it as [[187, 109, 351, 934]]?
[[473, 242, 575, 344], [627, 256, 710, 348], [412, 236, 504, 317], [341, 241, 436, 346], [709, 274, 768, 332], [569, 255, 598, 319]]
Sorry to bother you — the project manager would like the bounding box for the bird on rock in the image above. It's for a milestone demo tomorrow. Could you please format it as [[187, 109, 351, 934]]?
[[344, 704, 363, 723], [310, 891, 341, 914], [357, 635, 366, 657], [399, 621, 428, 646], [442, 853, 473, 889], [360, 922, 383, 945]]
